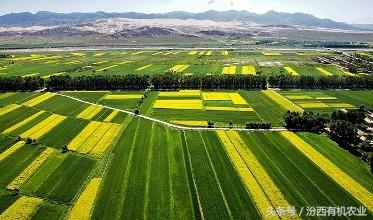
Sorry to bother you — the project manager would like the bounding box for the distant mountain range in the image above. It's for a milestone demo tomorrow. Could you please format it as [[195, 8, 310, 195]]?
[[0, 10, 369, 30]]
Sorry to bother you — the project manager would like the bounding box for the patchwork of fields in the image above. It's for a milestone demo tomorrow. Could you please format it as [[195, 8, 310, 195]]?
[[0, 89, 372, 219], [0, 50, 359, 78]]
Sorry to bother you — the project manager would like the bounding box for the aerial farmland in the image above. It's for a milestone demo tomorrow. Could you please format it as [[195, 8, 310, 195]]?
[[0, 47, 372, 220]]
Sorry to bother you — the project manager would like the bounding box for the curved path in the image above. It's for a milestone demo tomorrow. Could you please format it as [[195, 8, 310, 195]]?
[[55, 92, 287, 132]]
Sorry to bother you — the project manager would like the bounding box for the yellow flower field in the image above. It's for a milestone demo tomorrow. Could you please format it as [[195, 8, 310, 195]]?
[[97, 65, 118, 72], [104, 110, 119, 122], [90, 124, 121, 157], [7, 148, 55, 190], [78, 123, 112, 154], [136, 64, 153, 71], [298, 102, 330, 108], [0, 196, 43, 220], [343, 71, 357, 76], [315, 96, 338, 100], [169, 64, 190, 72], [216, 131, 276, 219], [20, 114, 66, 140], [76, 105, 103, 120], [316, 67, 333, 76], [284, 67, 300, 76], [285, 95, 313, 100], [188, 51, 198, 55], [22, 73, 38, 78], [92, 60, 108, 65], [280, 131, 373, 211], [204, 106, 237, 111], [23, 93, 55, 107], [67, 178, 102, 220], [226, 131, 294, 213], [42, 72, 64, 79], [221, 51, 229, 56], [262, 90, 303, 112], [238, 107, 254, 112], [159, 90, 201, 97], [131, 51, 145, 55], [222, 66, 236, 74], [0, 104, 21, 116], [0, 141, 25, 162], [242, 66, 256, 75], [202, 92, 231, 101], [170, 120, 208, 127], [262, 52, 282, 56], [163, 51, 173, 55], [152, 51, 163, 56], [328, 103, 355, 108], [117, 61, 130, 65], [198, 51, 205, 55], [68, 121, 101, 151], [228, 93, 248, 105], [206, 51, 212, 56], [153, 100, 204, 110], [2, 111, 45, 134], [103, 94, 143, 99]]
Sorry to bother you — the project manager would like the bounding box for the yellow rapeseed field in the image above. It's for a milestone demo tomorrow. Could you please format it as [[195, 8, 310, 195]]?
[[170, 120, 208, 127], [188, 51, 198, 55], [2, 111, 45, 134], [0, 104, 21, 116], [202, 92, 231, 101], [316, 67, 333, 76], [238, 108, 254, 112], [315, 97, 338, 100], [343, 71, 357, 76], [117, 61, 130, 65], [222, 66, 236, 74], [262, 90, 303, 112], [77, 105, 103, 120], [92, 61, 108, 65], [281, 131, 373, 212], [136, 64, 153, 71], [0, 141, 25, 162], [68, 121, 101, 151], [23, 93, 55, 107], [298, 102, 330, 108], [7, 148, 55, 190], [226, 131, 295, 214], [284, 67, 300, 76], [221, 51, 229, 56], [97, 65, 118, 72], [152, 51, 163, 56], [242, 66, 256, 75], [93, 53, 105, 57], [104, 110, 119, 122], [206, 51, 212, 56], [0, 196, 43, 220], [78, 123, 112, 154], [90, 124, 121, 158], [328, 103, 355, 108], [285, 95, 313, 100], [104, 94, 143, 99], [262, 52, 282, 56], [204, 106, 237, 111], [131, 51, 145, 55], [169, 64, 189, 72], [159, 90, 201, 97], [20, 114, 66, 140], [216, 131, 276, 219], [153, 100, 204, 110], [67, 178, 102, 220], [228, 93, 248, 105], [198, 51, 205, 55], [22, 73, 38, 78]]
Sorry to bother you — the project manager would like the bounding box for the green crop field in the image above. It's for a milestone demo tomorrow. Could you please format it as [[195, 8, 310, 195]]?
[[0, 88, 372, 219], [0, 50, 360, 78]]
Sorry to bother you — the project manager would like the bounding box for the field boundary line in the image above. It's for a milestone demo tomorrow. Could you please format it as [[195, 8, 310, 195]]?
[[54, 92, 286, 132]]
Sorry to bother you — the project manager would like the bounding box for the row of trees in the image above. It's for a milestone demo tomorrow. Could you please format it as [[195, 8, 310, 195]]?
[[284, 107, 372, 173], [1, 73, 373, 91], [268, 74, 373, 89], [284, 111, 329, 133], [0, 77, 44, 91]]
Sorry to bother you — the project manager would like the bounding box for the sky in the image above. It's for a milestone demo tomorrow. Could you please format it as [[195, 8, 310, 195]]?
[[0, 0, 372, 24]]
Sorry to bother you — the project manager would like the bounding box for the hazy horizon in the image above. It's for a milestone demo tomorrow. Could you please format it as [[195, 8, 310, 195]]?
[[0, 0, 373, 24]]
